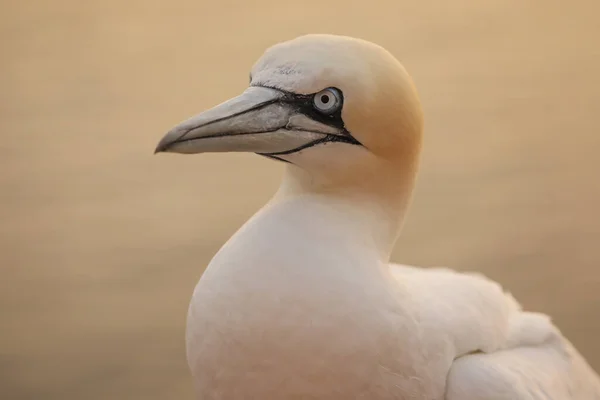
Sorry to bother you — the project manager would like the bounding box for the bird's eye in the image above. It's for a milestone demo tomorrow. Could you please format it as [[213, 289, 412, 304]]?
[[313, 88, 342, 114]]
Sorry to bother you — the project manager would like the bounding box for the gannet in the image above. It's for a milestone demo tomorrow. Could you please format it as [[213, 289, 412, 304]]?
[[155, 34, 600, 399]]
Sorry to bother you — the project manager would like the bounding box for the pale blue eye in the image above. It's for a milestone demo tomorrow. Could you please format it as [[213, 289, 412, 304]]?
[[313, 88, 342, 114]]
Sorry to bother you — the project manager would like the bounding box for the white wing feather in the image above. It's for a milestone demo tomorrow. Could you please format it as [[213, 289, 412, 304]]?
[[390, 264, 600, 399]]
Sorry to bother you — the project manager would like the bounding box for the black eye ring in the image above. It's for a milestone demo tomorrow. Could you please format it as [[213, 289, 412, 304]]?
[[312, 87, 343, 114]]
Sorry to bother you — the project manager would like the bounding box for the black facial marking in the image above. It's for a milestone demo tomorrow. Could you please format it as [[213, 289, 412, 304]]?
[[269, 86, 348, 132], [247, 84, 362, 160], [260, 134, 360, 157], [258, 153, 292, 163]]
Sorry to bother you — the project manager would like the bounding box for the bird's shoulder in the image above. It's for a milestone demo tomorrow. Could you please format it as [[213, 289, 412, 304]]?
[[390, 263, 521, 355]]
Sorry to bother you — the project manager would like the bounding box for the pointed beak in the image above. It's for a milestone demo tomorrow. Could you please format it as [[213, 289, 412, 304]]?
[[155, 86, 347, 156]]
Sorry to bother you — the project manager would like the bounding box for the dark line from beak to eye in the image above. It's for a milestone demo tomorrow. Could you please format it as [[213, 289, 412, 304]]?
[[165, 85, 363, 155], [174, 124, 356, 147]]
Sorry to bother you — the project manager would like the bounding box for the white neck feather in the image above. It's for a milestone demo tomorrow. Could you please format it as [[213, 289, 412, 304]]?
[[267, 160, 417, 260]]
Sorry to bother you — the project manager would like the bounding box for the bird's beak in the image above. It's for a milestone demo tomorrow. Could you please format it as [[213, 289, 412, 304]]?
[[155, 86, 347, 156]]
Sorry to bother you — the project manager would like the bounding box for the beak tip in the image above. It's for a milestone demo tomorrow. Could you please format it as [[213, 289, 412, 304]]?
[[154, 135, 174, 154]]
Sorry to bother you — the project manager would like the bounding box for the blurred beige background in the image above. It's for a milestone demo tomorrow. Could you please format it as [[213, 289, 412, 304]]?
[[1, 0, 599, 398]]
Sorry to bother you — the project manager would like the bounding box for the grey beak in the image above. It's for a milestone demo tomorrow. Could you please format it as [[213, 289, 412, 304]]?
[[155, 86, 340, 156]]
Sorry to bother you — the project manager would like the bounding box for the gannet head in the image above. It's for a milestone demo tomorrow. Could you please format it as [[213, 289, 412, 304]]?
[[156, 34, 423, 190]]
